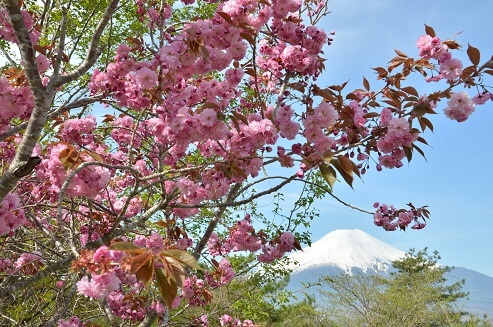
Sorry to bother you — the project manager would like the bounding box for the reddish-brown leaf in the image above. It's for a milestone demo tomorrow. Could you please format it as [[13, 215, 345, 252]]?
[[244, 67, 257, 77], [363, 77, 370, 91], [372, 67, 388, 78], [417, 136, 429, 145], [394, 49, 408, 58], [130, 251, 153, 275], [59, 146, 79, 171], [135, 262, 154, 286], [331, 159, 353, 189], [101, 114, 115, 123], [200, 102, 221, 110], [443, 39, 461, 50], [211, 258, 220, 268], [401, 86, 419, 97], [293, 238, 302, 251], [217, 12, 233, 25], [337, 156, 354, 176], [203, 289, 213, 304], [419, 117, 434, 132], [403, 145, 412, 162], [240, 32, 255, 46], [363, 112, 380, 119], [413, 144, 427, 159], [287, 82, 305, 93], [162, 256, 187, 288], [424, 24, 436, 37], [467, 44, 480, 66], [231, 111, 249, 125]]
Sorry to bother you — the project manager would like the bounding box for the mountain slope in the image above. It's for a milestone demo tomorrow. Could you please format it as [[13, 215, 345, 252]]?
[[285, 229, 493, 317]]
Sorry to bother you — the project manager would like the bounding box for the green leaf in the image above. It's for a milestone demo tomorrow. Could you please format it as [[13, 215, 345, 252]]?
[[155, 268, 178, 308], [319, 163, 337, 191]]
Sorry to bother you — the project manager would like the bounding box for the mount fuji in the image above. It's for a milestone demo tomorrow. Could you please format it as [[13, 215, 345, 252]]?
[[287, 229, 405, 275], [285, 229, 493, 317]]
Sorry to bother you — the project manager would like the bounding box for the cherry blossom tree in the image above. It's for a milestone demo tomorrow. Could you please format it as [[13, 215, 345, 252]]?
[[0, 0, 492, 326]]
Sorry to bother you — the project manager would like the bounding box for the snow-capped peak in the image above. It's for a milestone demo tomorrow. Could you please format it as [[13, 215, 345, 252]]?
[[287, 229, 405, 275]]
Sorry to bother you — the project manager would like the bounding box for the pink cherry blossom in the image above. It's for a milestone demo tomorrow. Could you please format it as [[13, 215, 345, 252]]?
[[134, 67, 158, 89], [76, 270, 121, 299], [439, 58, 463, 81], [443, 91, 475, 122], [35, 54, 50, 73]]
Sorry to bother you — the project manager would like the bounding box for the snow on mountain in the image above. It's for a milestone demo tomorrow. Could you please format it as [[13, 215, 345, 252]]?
[[287, 229, 405, 275]]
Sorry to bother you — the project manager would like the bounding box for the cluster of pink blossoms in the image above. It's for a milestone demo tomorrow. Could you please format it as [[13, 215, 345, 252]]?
[[416, 34, 491, 122], [75, 246, 126, 299], [57, 316, 81, 327], [106, 291, 147, 322], [205, 257, 235, 287], [207, 214, 296, 263], [74, 244, 154, 322], [220, 314, 256, 327], [443, 91, 476, 122], [76, 270, 121, 299], [256, 1, 327, 80], [134, 231, 165, 253], [14, 251, 44, 275], [0, 192, 26, 237], [37, 143, 111, 198], [416, 34, 462, 82], [0, 77, 34, 134], [373, 202, 427, 231], [302, 102, 339, 153], [377, 114, 418, 169], [60, 117, 97, 146], [182, 276, 210, 306], [0, 8, 40, 45]]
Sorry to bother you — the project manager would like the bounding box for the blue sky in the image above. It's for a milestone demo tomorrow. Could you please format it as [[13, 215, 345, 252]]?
[[279, 0, 493, 276]]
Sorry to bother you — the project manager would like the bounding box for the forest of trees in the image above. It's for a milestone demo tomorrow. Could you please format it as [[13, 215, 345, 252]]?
[[261, 249, 493, 327]]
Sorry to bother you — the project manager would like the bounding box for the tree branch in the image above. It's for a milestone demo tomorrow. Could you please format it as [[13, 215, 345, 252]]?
[[193, 183, 242, 259], [0, 95, 105, 142], [0, 255, 75, 299], [49, 0, 120, 88]]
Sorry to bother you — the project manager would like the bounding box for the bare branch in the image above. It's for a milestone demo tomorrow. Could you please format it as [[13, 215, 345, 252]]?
[[138, 311, 158, 327], [52, 6, 68, 76], [193, 183, 242, 259], [50, 0, 120, 87], [0, 255, 75, 299], [175, 175, 297, 210]]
